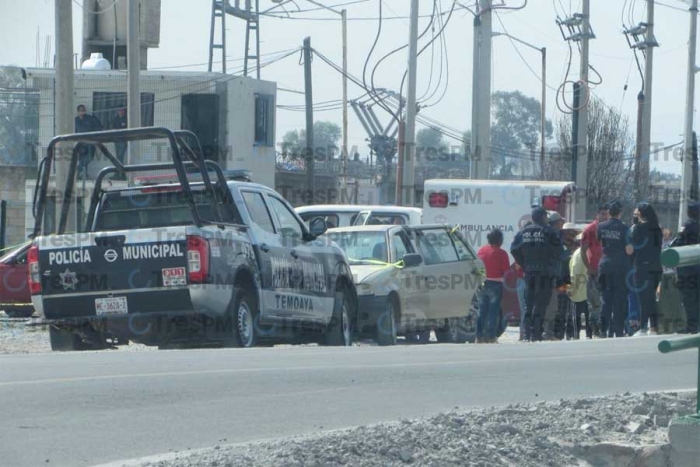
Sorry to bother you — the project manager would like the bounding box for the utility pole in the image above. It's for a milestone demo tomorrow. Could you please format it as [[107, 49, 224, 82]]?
[[55, 0, 76, 232], [127, 0, 141, 166], [470, 13, 480, 179], [641, 0, 656, 206], [680, 0, 699, 230], [401, 0, 419, 206], [558, 1, 594, 220], [634, 91, 645, 203], [342, 8, 349, 192], [575, 0, 591, 221], [540, 47, 546, 179], [471, 0, 493, 180], [303, 37, 316, 202]]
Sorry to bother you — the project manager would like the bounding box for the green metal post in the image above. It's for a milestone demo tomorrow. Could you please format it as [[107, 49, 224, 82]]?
[[659, 335, 700, 416]]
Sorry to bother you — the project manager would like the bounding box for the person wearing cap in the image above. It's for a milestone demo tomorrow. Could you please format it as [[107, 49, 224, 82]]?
[[510, 207, 562, 342], [674, 201, 700, 334], [557, 223, 582, 338], [597, 200, 633, 338], [542, 213, 568, 340], [581, 204, 610, 338]]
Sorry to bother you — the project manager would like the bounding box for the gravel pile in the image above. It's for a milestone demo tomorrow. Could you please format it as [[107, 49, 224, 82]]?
[[0, 315, 51, 354], [112, 392, 695, 467]]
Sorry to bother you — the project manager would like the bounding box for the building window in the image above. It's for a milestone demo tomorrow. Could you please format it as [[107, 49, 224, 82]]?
[[254, 94, 274, 147], [91, 92, 155, 130]]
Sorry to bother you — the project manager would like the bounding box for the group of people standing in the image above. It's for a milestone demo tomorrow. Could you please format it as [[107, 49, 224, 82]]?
[[475, 200, 700, 344]]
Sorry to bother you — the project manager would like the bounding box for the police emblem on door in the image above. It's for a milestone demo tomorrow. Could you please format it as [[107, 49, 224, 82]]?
[[58, 269, 79, 290]]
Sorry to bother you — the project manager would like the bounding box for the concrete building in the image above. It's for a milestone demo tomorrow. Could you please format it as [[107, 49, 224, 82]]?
[[14, 68, 277, 241]]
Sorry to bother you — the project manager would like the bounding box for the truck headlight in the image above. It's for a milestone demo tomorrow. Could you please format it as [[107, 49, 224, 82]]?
[[357, 283, 374, 296]]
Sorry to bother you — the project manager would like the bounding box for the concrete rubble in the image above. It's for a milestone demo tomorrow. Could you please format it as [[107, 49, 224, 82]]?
[[110, 392, 695, 467]]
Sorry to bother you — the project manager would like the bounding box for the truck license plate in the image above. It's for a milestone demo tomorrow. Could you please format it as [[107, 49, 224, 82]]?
[[95, 297, 128, 316], [162, 267, 187, 286]]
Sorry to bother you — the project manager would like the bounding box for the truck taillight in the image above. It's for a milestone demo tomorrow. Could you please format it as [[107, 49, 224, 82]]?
[[28, 245, 41, 294], [429, 192, 449, 208], [187, 235, 210, 283]]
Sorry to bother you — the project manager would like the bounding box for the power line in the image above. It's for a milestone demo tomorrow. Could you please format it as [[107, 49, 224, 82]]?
[[656, 1, 692, 12], [494, 11, 558, 91], [147, 48, 301, 71], [259, 10, 453, 21], [72, 0, 120, 14]]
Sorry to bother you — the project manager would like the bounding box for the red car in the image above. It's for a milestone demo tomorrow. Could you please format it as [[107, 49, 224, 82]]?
[[0, 243, 34, 318]]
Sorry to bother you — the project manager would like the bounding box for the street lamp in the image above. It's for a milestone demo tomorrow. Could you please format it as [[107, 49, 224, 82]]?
[[270, 0, 349, 184], [492, 32, 547, 179]]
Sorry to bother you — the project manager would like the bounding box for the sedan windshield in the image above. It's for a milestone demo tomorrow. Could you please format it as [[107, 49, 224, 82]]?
[[335, 231, 388, 264]]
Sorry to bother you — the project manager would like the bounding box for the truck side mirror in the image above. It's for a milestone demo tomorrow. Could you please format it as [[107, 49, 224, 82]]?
[[308, 217, 327, 238], [402, 253, 423, 268]]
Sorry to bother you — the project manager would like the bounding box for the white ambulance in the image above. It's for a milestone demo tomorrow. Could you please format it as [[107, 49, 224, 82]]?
[[423, 179, 576, 255], [422, 180, 576, 324]]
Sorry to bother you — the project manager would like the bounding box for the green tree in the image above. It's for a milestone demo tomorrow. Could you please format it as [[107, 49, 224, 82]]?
[[490, 90, 552, 177], [281, 121, 341, 161], [416, 127, 448, 167], [548, 97, 634, 219]]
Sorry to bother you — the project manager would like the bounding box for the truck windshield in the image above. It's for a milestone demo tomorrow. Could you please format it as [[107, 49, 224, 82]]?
[[95, 188, 235, 230]]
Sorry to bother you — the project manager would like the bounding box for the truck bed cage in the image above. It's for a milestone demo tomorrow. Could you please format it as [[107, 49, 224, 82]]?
[[32, 127, 233, 237]]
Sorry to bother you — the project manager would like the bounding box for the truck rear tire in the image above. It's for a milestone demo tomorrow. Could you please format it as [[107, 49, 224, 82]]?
[[324, 290, 354, 346], [376, 299, 398, 346], [49, 327, 93, 352]]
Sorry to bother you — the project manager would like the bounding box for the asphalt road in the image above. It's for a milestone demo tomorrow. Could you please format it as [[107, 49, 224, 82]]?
[[0, 337, 697, 467]]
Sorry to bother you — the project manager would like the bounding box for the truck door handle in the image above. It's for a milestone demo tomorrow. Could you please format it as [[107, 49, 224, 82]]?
[[260, 244, 270, 253], [290, 249, 299, 259]]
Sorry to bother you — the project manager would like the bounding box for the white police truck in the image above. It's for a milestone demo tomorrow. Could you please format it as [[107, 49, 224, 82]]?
[[30, 128, 357, 350]]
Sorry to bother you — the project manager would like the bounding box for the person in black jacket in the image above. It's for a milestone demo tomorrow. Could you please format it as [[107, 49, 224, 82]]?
[[674, 202, 700, 334], [597, 200, 633, 338], [629, 202, 663, 335], [511, 207, 562, 342], [111, 107, 128, 165], [74, 104, 103, 177]]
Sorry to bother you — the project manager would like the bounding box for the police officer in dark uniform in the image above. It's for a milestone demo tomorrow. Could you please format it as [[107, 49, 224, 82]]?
[[511, 207, 562, 342], [597, 200, 633, 338], [111, 107, 128, 166], [74, 104, 103, 178], [674, 202, 700, 334]]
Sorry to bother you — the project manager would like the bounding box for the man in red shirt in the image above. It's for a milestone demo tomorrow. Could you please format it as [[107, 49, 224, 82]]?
[[580, 203, 610, 337], [477, 229, 511, 343]]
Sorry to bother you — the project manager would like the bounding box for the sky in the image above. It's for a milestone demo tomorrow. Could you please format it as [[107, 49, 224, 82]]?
[[0, 0, 697, 175]]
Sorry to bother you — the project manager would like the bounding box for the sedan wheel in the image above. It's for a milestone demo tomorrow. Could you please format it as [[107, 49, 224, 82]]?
[[376, 300, 398, 346]]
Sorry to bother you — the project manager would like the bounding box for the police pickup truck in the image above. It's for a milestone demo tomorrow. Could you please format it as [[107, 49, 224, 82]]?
[[30, 128, 357, 350]]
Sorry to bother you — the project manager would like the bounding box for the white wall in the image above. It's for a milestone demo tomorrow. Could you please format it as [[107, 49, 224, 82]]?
[[226, 77, 277, 188], [21, 69, 278, 235]]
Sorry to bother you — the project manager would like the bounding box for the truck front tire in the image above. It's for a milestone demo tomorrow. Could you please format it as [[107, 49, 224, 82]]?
[[324, 289, 354, 347]]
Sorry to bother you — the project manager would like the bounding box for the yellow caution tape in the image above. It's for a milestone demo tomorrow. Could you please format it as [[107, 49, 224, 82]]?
[[348, 258, 405, 269], [0, 241, 31, 254]]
